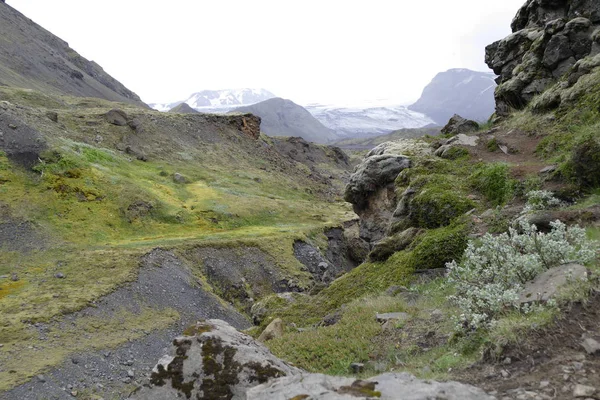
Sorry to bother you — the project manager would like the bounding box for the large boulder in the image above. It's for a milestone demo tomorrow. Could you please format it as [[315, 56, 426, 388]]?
[[344, 154, 411, 209], [132, 319, 301, 400], [486, 0, 600, 115], [440, 114, 480, 136], [246, 372, 495, 400]]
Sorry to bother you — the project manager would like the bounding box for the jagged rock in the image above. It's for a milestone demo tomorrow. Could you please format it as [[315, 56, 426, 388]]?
[[441, 115, 480, 136], [45, 111, 58, 122], [344, 154, 411, 209], [368, 227, 423, 262], [246, 372, 495, 400], [132, 319, 301, 400], [518, 263, 588, 304], [104, 109, 128, 126], [487, 0, 600, 114], [257, 318, 284, 342]]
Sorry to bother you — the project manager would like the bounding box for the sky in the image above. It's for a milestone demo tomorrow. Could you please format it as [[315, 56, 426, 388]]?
[[9, 0, 525, 106]]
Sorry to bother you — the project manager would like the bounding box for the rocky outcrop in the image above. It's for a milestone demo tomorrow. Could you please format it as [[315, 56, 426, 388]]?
[[246, 372, 495, 400], [440, 114, 480, 136], [344, 155, 411, 209], [132, 319, 301, 400], [344, 153, 412, 242], [0, 107, 47, 167], [486, 0, 600, 115]]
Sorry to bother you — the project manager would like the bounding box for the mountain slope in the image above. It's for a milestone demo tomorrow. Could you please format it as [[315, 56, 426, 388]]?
[[150, 88, 275, 113], [306, 103, 435, 139], [0, 2, 145, 107], [168, 102, 199, 114], [409, 68, 496, 125], [233, 97, 341, 144]]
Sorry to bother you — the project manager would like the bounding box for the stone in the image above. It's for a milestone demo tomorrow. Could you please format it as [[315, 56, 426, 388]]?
[[582, 337, 600, 355], [36, 374, 46, 383], [246, 372, 496, 399], [349, 363, 364, 374], [10, 273, 18, 282], [54, 272, 65, 279], [540, 165, 557, 174], [344, 154, 412, 209], [518, 264, 588, 304], [133, 320, 300, 399], [172, 173, 187, 184], [127, 369, 135, 378], [368, 227, 423, 262], [376, 312, 410, 323], [573, 384, 596, 397], [104, 109, 128, 126], [45, 111, 58, 123], [441, 115, 479, 136], [257, 318, 284, 342]]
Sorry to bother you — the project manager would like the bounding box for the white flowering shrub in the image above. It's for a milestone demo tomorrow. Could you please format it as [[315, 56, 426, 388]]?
[[447, 219, 597, 331], [521, 190, 565, 214]]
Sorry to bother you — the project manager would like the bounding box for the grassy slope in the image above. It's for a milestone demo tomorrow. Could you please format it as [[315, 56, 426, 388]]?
[[0, 87, 353, 390]]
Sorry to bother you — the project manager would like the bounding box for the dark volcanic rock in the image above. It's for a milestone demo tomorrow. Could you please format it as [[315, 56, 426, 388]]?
[[104, 109, 129, 126], [440, 114, 480, 136], [344, 154, 411, 209], [486, 0, 600, 115], [0, 109, 47, 167]]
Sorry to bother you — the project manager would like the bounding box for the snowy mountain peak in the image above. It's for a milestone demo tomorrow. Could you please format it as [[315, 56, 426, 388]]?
[[149, 88, 276, 112]]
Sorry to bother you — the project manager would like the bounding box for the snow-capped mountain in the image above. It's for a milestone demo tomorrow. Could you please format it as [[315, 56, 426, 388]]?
[[149, 89, 276, 113], [305, 102, 435, 139], [409, 69, 497, 125]]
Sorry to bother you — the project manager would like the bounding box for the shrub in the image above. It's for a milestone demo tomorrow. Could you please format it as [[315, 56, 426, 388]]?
[[521, 190, 564, 214], [446, 220, 597, 331], [470, 163, 515, 206]]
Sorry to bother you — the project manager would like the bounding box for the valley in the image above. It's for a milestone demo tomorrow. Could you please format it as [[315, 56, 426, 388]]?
[[0, 0, 600, 399]]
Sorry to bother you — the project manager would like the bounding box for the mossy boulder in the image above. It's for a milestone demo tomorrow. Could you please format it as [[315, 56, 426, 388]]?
[[407, 223, 470, 271], [134, 320, 301, 400], [408, 188, 475, 229], [368, 227, 424, 262]]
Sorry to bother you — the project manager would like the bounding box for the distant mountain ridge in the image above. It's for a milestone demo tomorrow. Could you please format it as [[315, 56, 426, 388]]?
[[0, 2, 145, 106], [150, 88, 276, 112], [232, 97, 341, 144], [306, 103, 435, 139], [409, 68, 496, 125]]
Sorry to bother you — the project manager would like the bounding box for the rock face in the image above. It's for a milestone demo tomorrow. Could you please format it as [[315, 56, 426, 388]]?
[[344, 153, 412, 242], [246, 372, 495, 400], [486, 0, 600, 115], [409, 69, 497, 125], [132, 319, 301, 400], [232, 98, 340, 144]]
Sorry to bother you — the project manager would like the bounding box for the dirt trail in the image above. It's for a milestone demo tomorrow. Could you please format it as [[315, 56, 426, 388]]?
[[456, 292, 600, 400]]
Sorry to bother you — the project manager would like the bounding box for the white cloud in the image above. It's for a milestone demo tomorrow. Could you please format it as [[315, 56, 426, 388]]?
[[9, 0, 525, 105]]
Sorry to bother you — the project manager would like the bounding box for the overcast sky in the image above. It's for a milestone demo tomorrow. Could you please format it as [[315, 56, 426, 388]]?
[[10, 0, 524, 106]]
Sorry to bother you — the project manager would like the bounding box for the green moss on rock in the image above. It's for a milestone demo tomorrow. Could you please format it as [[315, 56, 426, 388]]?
[[409, 188, 475, 229], [407, 223, 470, 271]]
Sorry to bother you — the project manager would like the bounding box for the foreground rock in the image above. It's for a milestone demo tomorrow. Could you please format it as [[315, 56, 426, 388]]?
[[246, 372, 495, 400], [132, 319, 301, 400]]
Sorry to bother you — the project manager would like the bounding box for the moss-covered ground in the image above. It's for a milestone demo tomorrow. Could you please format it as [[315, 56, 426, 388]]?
[[0, 88, 354, 390]]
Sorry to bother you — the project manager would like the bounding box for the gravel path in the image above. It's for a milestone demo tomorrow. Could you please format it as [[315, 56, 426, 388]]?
[[2, 249, 250, 400]]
